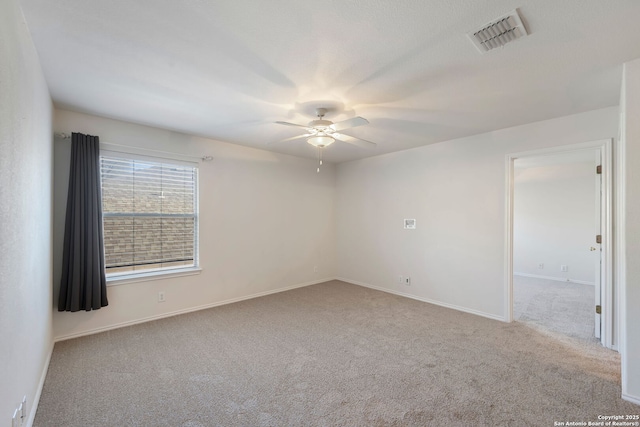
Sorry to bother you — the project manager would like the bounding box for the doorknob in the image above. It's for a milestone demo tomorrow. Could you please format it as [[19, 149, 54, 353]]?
[[590, 247, 597, 251]]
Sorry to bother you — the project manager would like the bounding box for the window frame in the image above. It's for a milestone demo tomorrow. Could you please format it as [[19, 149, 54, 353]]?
[[99, 147, 201, 285]]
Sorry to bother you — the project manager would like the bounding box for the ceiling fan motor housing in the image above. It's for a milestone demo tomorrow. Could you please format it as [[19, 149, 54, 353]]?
[[309, 119, 333, 129]]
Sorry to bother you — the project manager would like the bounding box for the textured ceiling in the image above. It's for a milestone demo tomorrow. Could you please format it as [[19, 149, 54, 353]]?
[[19, 0, 640, 163]]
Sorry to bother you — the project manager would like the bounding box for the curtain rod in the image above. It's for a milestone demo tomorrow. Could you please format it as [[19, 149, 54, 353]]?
[[54, 132, 213, 162]]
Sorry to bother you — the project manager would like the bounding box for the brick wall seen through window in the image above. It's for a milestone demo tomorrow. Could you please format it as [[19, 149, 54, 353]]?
[[100, 155, 198, 276]]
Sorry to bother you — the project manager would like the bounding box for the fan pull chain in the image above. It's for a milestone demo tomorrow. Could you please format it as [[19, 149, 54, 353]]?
[[317, 147, 322, 173]]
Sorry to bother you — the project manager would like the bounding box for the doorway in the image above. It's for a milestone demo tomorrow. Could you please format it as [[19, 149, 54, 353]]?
[[505, 140, 613, 348]]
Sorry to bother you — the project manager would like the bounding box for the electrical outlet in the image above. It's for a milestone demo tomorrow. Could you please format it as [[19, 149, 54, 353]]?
[[538, 263, 544, 270], [561, 265, 568, 272], [158, 292, 165, 302], [404, 276, 411, 286], [398, 275, 404, 285], [313, 266, 318, 273]]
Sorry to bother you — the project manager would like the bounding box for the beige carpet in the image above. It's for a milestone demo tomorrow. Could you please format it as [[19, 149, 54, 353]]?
[[34, 280, 636, 426], [513, 275, 596, 342]]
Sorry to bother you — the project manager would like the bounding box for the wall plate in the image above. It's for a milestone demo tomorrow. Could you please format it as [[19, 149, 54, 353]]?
[[404, 219, 416, 229]]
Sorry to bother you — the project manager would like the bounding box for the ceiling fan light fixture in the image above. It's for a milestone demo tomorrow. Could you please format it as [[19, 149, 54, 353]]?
[[307, 134, 335, 148], [274, 106, 375, 154]]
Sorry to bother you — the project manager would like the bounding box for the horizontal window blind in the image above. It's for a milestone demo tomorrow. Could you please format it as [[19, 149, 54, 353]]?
[[100, 155, 198, 275]]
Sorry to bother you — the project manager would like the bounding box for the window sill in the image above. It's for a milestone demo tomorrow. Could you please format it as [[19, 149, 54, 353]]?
[[106, 267, 202, 286]]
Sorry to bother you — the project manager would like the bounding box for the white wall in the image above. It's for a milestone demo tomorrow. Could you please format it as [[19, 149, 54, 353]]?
[[513, 161, 596, 284], [0, 0, 54, 424], [620, 59, 640, 404], [336, 107, 618, 320], [52, 109, 336, 340]]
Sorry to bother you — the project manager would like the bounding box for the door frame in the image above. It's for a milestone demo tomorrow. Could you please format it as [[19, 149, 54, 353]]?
[[504, 139, 614, 349]]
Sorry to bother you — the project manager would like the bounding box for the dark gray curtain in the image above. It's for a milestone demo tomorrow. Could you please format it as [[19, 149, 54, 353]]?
[[58, 132, 108, 312]]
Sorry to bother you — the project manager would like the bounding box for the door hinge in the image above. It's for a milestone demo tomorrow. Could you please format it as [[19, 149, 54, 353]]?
[[596, 235, 602, 244], [596, 305, 601, 314], [596, 165, 602, 174]]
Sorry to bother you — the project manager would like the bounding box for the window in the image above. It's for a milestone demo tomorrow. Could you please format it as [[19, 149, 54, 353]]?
[[100, 152, 199, 280]]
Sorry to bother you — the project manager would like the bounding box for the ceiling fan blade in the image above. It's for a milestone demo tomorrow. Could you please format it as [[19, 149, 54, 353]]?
[[275, 121, 310, 129], [330, 116, 369, 131], [267, 134, 311, 145], [334, 133, 377, 148]]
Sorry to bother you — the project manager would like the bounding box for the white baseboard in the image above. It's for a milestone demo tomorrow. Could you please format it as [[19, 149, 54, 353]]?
[[514, 272, 595, 286], [54, 277, 334, 342], [336, 277, 505, 322], [26, 340, 54, 427], [622, 393, 640, 406]]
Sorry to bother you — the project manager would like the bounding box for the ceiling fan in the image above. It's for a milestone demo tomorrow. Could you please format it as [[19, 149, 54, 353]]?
[[274, 108, 376, 172]]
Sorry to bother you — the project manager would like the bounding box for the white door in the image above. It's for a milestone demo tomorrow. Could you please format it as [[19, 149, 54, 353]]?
[[594, 150, 602, 340]]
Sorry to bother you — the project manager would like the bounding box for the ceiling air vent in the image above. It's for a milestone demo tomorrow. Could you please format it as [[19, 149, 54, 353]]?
[[468, 9, 528, 53]]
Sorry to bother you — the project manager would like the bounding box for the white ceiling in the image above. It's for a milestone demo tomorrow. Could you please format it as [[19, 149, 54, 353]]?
[[19, 0, 640, 163]]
